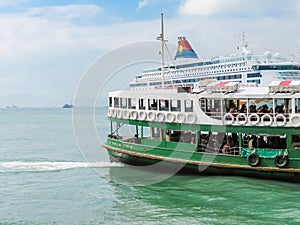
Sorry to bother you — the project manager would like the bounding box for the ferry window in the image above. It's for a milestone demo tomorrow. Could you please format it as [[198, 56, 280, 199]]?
[[185, 100, 193, 112], [150, 127, 163, 140], [274, 98, 291, 114], [139, 98, 146, 110], [224, 99, 237, 112], [128, 98, 136, 109], [296, 99, 300, 113], [159, 99, 169, 111], [207, 99, 221, 112], [121, 98, 127, 109], [171, 100, 181, 112], [114, 97, 120, 108], [245, 134, 286, 149], [109, 97, 112, 107], [148, 99, 158, 110], [292, 135, 300, 149], [248, 99, 273, 114]]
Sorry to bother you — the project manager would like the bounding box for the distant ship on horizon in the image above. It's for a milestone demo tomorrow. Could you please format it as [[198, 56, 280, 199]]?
[[62, 103, 73, 108], [2, 104, 18, 109]]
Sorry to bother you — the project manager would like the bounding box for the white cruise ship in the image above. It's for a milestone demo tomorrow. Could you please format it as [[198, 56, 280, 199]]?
[[129, 35, 300, 90]]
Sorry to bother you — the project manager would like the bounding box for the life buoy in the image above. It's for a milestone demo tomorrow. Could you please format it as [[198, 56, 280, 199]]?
[[147, 111, 156, 121], [107, 109, 111, 117], [261, 113, 273, 126], [123, 110, 129, 119], [248, 113, 260, 125], [247, 152, 260, 167], [236, 113, 247, 125], [138, 111, 147, 121], [130, 111, 138, 120], [290, 114, 300, 127], [274, 154, 289, 168], [111, 109, 117, 118], [177, 113, 185, 123], [166, 113, 175, 123], [186, 113, 196, 124], [156, 112, 165, 122], [117, 109, 123, 118], [274, 114, 286, 127], [224, 113, 234, 125]]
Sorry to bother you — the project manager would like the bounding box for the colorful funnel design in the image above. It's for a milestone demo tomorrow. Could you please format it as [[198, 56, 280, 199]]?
[[174, 36, 198, 60]]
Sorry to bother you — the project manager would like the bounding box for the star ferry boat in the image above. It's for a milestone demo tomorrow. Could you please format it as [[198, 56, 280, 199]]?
[[103, 15, 300, 182]]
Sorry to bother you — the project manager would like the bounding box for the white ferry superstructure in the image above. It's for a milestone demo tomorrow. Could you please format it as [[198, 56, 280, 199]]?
[[129, 36, 300, 90]]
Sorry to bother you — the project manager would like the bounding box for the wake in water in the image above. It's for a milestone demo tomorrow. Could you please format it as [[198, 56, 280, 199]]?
[[0, 161, 123, 173]]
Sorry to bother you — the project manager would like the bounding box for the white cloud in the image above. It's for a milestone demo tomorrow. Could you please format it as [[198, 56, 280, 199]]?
[[0, 10, 161, 106], [137, 0, 148, 11], [26, 4, 102, 19], [179, 0, 239, 15], [297, 1, 300, 14], [179, 0, 298, 16], [0, 0, 28, 7]]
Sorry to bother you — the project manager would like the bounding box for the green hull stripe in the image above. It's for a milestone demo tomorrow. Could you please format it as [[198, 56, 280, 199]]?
[[103, 144, 300, 174]]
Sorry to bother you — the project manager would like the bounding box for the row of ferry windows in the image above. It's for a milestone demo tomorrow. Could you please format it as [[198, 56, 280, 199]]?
[[109, 97, 193, 112], [109, 97, 300, 114], [202, 98, 300, 115]]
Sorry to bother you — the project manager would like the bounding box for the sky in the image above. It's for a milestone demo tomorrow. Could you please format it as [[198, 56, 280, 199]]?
[[0, 0, 300, 107]]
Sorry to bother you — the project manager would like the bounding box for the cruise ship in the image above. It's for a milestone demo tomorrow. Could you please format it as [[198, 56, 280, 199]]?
[[129, 35, 300, 90]]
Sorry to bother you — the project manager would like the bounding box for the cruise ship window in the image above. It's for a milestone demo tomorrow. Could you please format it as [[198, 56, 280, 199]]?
[[185, 100, 193, 112], [171, 100, 181, 112]]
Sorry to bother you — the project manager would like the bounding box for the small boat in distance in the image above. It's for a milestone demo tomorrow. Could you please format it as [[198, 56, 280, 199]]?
[[62, 104, 73, 108], [102, 14, 300, 182], [2, 104, 18, 109]]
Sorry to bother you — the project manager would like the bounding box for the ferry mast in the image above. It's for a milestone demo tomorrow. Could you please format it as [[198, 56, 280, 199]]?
[[157, 13, 166, 88]]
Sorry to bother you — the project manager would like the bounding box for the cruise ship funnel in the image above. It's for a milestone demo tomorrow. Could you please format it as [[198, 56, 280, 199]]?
[[174, 36, 198, 60]]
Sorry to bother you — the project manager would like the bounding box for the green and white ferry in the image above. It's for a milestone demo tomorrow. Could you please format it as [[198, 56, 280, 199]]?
[[103, 14, 300, 182], [103, 79, 300, 182]]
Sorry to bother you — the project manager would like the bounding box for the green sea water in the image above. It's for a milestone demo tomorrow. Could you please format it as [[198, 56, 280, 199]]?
[[0, 108, 299, 224]]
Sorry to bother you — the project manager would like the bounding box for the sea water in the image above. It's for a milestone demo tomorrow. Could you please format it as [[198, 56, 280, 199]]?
[[0, 108, 299, 225]]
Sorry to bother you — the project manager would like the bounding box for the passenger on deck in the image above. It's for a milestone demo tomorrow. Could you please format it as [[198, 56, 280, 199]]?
[[275, 105, 284, 114], [269, 108, 274, 114], [249, 105, 257, 113], [240, 104, 247, 113], [262, 104, 269, 113], [257, 106, 263, 115]]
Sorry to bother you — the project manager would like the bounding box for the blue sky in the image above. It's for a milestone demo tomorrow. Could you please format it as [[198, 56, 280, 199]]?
[[0, 0, 300, 106]]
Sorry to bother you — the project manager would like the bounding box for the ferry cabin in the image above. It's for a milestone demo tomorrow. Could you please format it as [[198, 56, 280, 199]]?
[[105, 81, 300, 181]]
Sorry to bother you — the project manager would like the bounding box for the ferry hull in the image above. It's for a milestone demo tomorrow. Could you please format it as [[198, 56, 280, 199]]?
[[104, 144, 300, 183]]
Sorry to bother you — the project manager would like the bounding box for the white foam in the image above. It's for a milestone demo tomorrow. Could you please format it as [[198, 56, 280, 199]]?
[[0, 161, 123, 173]]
